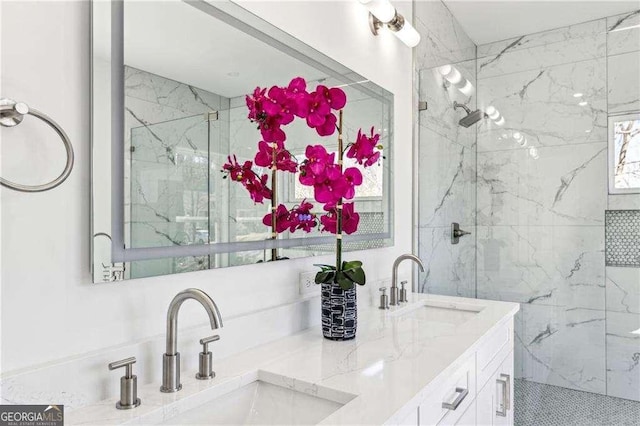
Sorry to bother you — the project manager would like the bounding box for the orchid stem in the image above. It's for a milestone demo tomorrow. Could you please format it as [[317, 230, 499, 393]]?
[[271, 149, 277, 262], [336, 110, 343, 278]]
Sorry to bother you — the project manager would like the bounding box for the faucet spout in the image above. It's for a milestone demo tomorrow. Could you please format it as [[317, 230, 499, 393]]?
[[161, 288, 223, 393], [390, 254, 425, 306], [166, 288, 222, 355]]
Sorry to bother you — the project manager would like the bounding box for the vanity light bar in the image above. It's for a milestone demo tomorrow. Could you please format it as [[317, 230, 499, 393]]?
[[361, 0, 421, 47]]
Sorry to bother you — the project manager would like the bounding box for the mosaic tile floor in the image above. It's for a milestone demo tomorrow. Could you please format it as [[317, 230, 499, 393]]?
[[515, 379, 640, 426]]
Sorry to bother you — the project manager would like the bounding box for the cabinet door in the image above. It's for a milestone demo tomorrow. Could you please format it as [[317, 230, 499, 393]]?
[[476, 352, 514, 426], [476, 373, 495, 426], [453, 401, 476, 426], [397, 408, 419, 426], [494, 355, 513, 425]]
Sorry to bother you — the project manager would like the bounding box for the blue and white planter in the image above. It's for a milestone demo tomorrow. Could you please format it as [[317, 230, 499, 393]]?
[[321, 282, 357, 340]]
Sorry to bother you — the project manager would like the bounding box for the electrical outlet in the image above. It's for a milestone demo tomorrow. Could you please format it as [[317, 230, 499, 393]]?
[[299, 271, 319, 296]]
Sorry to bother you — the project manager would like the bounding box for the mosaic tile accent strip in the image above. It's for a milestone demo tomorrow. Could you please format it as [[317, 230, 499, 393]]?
[[515, 379, 640, 426], [605, 210, 640, 267]]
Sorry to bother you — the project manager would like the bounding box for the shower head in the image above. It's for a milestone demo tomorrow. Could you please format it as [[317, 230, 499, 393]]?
[[453, 101, 486, 128]]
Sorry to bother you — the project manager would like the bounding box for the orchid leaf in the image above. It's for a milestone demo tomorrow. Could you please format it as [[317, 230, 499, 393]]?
[[315, 270, 335, 284], [344, 267, 366, 286], [336, 271, 354, 290], [314, 263, 336, 272], [342, 260, 362, 270]]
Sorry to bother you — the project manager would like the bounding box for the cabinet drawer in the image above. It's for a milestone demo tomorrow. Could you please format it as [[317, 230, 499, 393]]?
[[476, 319, 513, 388], [419, 355, 476, 426]]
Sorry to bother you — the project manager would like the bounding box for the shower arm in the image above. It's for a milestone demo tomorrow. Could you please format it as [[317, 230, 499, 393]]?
[[452, 101, 472, 115]]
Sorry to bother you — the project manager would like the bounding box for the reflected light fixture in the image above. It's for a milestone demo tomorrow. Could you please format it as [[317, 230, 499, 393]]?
[[361, 0, 421, 47], [438, 64, 474, 95]]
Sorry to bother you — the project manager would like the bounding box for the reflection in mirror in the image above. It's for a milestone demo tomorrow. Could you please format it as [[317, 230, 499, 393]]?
[[92, 0, 393, 281]]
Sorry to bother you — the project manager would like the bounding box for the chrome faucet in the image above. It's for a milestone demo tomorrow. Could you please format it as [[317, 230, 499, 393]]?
[[160, 288, 223, 393], [390, 254, 425, 306]]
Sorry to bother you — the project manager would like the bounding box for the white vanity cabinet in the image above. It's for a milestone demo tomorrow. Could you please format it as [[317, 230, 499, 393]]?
[[396, 319, 515, 426]]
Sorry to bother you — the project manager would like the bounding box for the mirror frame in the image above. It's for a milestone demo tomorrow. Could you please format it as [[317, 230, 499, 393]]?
[[91, 0, 394, 282]]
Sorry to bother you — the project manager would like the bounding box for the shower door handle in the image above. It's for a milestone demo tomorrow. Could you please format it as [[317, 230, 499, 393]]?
[[451, 222, 471, 244]]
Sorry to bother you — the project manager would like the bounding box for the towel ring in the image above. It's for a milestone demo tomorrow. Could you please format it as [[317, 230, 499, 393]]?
[[0, 98, 75, 192]]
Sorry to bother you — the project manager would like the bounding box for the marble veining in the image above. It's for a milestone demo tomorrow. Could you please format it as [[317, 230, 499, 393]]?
[[478, 19, 605, 59], [606, 311, 640, 401], [414, 0, 476, 70], [419, 128, 476, 227], [477, 20, 606, 79], [419, 60, 477, 149], [515, 305, 606, 394], [607, 50, 640, 114], [418, 227, 476, 299], [477, 58, 607, 152], [606, 267, 640, 315], [477, 225, 605, 311], [477, 144, 606, 226], [607, 10, 640, 56]]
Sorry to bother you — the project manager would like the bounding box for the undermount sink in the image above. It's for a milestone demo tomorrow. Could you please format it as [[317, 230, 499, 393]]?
[[389, 299, 483, 327], [160, 376, 352, 425]]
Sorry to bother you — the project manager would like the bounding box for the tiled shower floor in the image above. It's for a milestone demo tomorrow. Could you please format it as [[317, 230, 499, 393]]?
[[515, 379, 640, 426]]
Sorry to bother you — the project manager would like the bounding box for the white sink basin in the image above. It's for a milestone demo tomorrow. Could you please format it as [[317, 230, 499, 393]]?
[[160, 379, 349, 425], [389, 299, 483, 327]]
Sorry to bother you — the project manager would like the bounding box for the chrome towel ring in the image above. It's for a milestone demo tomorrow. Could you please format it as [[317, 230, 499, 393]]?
[[0, 98, 74, 192]]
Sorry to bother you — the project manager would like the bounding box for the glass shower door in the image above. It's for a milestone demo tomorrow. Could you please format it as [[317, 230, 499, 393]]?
[[416, 60, 478, 299]]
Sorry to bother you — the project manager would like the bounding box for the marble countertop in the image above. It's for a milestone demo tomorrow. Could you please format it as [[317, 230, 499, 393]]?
[[66, 292, 519, 425]]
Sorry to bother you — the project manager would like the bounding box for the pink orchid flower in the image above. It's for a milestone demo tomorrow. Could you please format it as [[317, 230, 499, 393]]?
[[305, 91, 332, 128], [288, 199, 317, 233], [347, 127, 382, 167], [342, 167, 363, 200], [316, 85, 347, 111], [315, 113, 337, 137], [314, 164, 348, 204], [222, 155, 272, 204], [320, 202, 360, 235], [262, 204, 292, 233], [299, 145, 335, 186], [254, 141, 298, 173], [259, 115, 286, 143]]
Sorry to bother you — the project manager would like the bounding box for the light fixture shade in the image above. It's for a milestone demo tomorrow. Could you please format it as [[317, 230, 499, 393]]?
[[443, 67, 462, 85], [367, 0, 395, 23], [458, 80, 474, 96], [393, 21, 421, 47]]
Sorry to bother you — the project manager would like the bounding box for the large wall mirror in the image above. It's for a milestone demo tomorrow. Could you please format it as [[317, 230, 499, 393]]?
[[92, 0, 394, 282]]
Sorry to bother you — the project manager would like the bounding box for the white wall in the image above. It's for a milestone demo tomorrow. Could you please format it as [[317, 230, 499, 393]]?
[[0, 0, 413, 375]]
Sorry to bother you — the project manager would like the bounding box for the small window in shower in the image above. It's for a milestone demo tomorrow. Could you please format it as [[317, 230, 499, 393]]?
[[609, 113, 640, 194]]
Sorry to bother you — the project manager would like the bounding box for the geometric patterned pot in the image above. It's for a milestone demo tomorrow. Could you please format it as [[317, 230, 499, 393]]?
[[321, 282, 357, 340]]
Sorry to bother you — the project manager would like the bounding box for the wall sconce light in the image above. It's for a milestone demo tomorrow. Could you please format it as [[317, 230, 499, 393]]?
[[360, 0, 421, 47]]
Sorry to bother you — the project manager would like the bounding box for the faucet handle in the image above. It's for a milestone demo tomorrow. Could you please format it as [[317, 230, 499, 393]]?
[[378, 287, 389, 310], [196, 335, 219, 380], [399, 280, 409, 303], [108, 357, 141, 410], [200, 334, 220, 353], [108, 357, 136, 376]]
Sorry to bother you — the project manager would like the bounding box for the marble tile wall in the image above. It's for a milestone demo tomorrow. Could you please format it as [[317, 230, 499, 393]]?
[[473, 10, 640, 400]]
